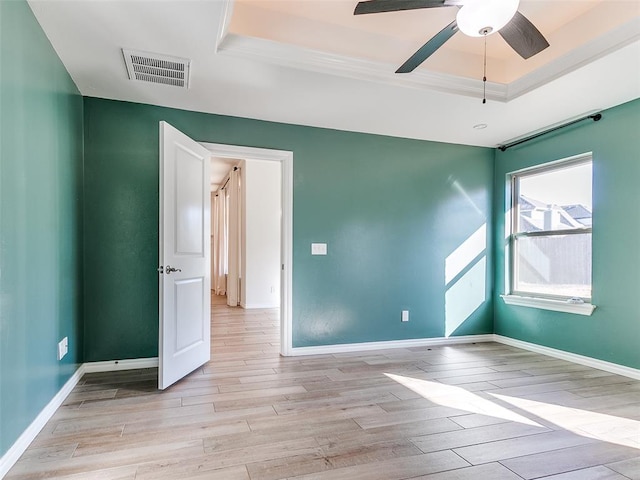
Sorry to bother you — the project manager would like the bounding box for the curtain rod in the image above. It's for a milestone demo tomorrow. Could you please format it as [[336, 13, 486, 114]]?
[[498, 113, 602, 152], [216, 166, 239, 195]]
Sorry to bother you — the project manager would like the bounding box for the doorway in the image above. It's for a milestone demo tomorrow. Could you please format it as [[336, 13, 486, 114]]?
[[202, 143, 293, 356]]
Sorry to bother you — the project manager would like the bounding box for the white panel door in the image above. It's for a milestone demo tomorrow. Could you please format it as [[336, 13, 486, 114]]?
[[159, 121, 211, 390]]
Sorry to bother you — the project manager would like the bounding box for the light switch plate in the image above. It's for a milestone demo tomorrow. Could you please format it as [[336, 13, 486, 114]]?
[[58, 337, 68, 360], [311, 243, 327, 255]]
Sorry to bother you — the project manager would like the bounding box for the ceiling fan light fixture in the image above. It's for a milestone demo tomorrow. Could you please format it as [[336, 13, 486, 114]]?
[[456, 0, 520, 37]]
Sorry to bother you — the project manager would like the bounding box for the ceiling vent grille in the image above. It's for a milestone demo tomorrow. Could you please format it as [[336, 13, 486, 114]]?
[[122, 49, 191, 88]]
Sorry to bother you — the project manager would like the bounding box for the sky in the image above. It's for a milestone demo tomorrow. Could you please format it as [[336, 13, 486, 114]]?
[[519, 162, 592, 209]]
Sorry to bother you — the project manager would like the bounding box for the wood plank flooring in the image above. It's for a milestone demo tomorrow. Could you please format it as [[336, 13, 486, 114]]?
[[6, 296, 640, 479]]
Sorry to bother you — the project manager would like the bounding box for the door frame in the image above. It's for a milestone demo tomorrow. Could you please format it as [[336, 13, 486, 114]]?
[[202, 142, 293, 356]]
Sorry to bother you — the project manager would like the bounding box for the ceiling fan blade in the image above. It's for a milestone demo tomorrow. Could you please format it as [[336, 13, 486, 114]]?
[[499, 11, 550, 59], [354, 0, 449, 16], [396, 20, 458, 73]]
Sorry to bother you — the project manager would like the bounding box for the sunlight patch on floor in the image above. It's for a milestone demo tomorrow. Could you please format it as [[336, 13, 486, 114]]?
[[385, 373, 542, 427], [490, 393, 640, 449]]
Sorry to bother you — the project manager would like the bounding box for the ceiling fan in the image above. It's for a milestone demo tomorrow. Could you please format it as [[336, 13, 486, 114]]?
[[353, 0, 550, 74]]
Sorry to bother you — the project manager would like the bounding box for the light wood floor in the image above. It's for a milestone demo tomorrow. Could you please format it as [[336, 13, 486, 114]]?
[[6, 297, 640, 479]]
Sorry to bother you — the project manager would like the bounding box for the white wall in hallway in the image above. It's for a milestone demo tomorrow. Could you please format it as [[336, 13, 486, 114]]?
[[241, 159, 281, 308]]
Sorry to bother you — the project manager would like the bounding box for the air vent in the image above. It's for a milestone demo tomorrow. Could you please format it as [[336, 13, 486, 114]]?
[[122, 49, 190, 89]]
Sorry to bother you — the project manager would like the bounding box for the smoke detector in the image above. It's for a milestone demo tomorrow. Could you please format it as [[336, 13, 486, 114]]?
[[122, 49, 191, 88]]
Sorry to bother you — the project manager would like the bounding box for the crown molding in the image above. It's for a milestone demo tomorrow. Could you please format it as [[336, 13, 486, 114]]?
[[217, 33, 508, 102], [215, 0, 235, 52], [508, 18, 640, 100], [214, 10, 639, 104]]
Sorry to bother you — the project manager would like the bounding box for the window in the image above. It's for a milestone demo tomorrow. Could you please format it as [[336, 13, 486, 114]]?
[[506, 154, 593, 312]]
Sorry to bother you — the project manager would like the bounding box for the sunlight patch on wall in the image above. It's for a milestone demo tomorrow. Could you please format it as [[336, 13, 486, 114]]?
[[445, 224, 486, 284], [444, 223, 487, 337], [445, 257, 486, 337], [385, 373, 542, 427], [448, 178, 484, 217], [490, 393, 640, 449]]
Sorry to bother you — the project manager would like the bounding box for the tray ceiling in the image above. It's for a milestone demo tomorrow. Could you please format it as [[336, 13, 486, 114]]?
[[27, 0, 640, 147]]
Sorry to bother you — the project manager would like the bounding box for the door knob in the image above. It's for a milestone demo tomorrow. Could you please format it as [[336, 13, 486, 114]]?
[[165, 265, 182, 274]]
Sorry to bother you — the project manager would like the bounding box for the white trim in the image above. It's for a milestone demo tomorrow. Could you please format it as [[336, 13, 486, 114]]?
[[215, 20, 639, 103], [505, 151, 593, 176], [214, 0, 235, 52], [203, 143, 293, 163], [280, 150, 294, 357], [508, 18, 640, 100], [0, 365, 85, 478], [217, 34, 506, 102], [501, 295, 596, 316], [83, 357, 159, 373], [241, 303, 279, 310], [0, 357, 160, 477], [200, 142, 294, 357], [493, 335, 640, 381], [291, 334, 639, 381], [2, 333, 638, 477], [290, 335, 495, 356]]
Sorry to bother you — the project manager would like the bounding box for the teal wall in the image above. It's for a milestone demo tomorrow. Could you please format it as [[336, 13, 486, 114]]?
[[5, 0, 636, 461], [83, 97, 494, 359], [493, 99, 640, 369], [0, 1, 84, 457]]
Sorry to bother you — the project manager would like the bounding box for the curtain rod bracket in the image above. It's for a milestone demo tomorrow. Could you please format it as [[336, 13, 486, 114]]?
[[498, 113, 602, 152]]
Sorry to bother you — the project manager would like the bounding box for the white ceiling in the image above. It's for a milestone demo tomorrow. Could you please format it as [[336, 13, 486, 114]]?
[[229, 0, 633, 83], [211, 157, 238, 191], [28, 0, 640, 147]]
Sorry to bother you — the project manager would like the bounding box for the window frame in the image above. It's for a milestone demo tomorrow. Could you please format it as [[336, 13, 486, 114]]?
[[507, 153, 594, 306]]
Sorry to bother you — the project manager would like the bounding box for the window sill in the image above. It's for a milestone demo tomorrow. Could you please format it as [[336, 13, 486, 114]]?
[[501, 295, 596, 316]]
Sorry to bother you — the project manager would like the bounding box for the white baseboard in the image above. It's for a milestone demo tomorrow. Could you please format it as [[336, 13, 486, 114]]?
[[0, 365, 85, 479], [290, 334, 495, 356], [241, 303, 279, 309], [493, 335, 640, 381], [290, 334, 640, 381], [83, 357, 159, 373], [2, 336, 637, 478], [0, 357, 158, 478]]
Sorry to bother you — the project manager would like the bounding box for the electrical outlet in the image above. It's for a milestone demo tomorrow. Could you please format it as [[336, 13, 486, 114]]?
[[401, 310, 409, 322], [58, 337, 68, 360]]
